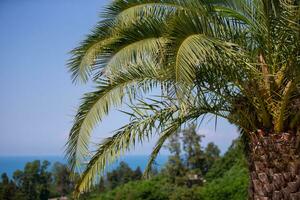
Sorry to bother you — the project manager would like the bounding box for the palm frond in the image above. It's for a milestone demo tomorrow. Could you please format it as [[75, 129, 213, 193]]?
[[67, 0, 181, 83], [73, 100, 179, 195], [66, 60, 168, 172], [67, 0, 300, 196]]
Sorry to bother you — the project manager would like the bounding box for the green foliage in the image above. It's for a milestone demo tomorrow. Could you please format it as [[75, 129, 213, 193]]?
[[52, 162, 74, 196], [198, 142, 248, 200], [205, 140, 247, 182], [11, 160, 52, 200], [199, 140, 249, 200], [98, 177, 105, 193], [0, 173, 22, 200], [106, 162, 141, 189], [162, 124, 220, 185], [0, 160, 75, 200], [85, 140, 249, 200], [182, 124, 205, 174], [66, 0, 300, 194], [202, 143, 220, 174], [169, 186, 199, 200], [88, 177, 173, 200], [78, 161, 143, 198], [199, 165, 249, 200], [163, 132, 186, 182], [89, 179, 202, 200]]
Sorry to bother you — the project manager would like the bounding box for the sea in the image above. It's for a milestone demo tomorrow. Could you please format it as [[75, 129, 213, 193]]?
[[0, 155, 168, 178]]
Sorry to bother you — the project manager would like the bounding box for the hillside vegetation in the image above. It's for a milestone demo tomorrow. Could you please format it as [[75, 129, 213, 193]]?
[[0, 126, 249, 200], [84, 126, 249, 200]]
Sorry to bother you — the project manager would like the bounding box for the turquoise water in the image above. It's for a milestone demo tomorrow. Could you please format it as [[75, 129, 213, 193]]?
[[0, 155, 168, 178]]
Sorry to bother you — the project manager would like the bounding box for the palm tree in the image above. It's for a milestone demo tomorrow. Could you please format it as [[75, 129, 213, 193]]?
[[66, 0, 300, 199]]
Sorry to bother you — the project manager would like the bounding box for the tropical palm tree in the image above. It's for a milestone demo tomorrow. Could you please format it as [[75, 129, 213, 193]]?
[[66, 0, 300, 199]]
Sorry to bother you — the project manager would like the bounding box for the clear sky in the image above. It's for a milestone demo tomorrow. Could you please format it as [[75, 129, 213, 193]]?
[[0, 0, 238, 156]]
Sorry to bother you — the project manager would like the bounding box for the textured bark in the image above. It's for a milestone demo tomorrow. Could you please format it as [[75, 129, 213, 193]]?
[[248, 129, 300, 200]]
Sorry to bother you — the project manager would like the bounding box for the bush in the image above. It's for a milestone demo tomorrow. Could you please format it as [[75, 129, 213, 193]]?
[[199, 164, 249, 200], [89, 177, 173, 200]]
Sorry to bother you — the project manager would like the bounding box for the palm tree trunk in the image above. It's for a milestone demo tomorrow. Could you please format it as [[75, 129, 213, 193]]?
[[247, 129, 300, 200]]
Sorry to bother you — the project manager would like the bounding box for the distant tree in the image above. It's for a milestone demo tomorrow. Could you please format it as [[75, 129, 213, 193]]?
[[164, 132, 186, 182], [106, 162, 142, 190], [12, 171, 26, 200], [118, 162, 134, 184], [39, 161, 52, 200], [107, 162, 131, 189], [0, 181, 2, 199], [12, 170, 23, 188], [0, 173, 16, 200], [1, 173, 9, 185], [164, 125, 220, 185], [22, 160, 40, 199], [52, 162, 72, 196], [203, 142, 220, 174], [132, 167, 142, 180], [182, 124, 205, 174], [12, 160, 52, 200], [98, 177, 105, 193]]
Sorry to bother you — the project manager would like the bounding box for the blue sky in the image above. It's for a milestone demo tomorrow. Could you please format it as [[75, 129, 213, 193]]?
[[0, 0, 238, 156]]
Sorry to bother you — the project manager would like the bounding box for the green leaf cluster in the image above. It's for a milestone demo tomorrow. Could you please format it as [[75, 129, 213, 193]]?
[[0, 160, 75, 200], [66, 0, 300, 194]]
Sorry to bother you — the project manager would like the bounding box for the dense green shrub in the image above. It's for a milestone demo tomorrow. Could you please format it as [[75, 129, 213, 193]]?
[[89, 177, 173, 200], [198, 140, 249, 200], [199, 165, 249, 200]]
